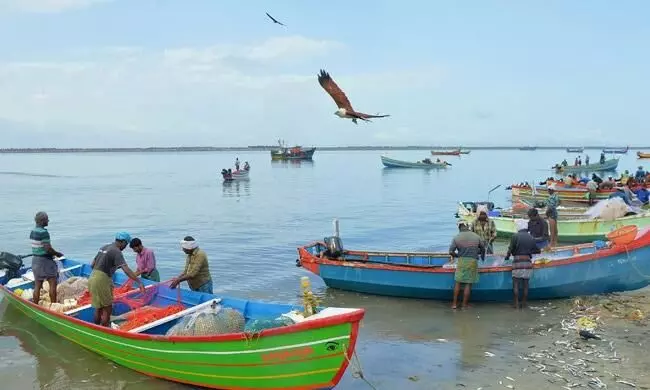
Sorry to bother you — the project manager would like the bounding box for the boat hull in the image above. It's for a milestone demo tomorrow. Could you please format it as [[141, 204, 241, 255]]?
[[223, 169, 250, 181], [270, 147, 316, 161], [638, 151, 650, 159], [381, 156, 448, 169], [566, 148, 584, 153], [553, 158, 618, 173], [297, 229, 650, 301], [457, 202, 650, 243], [1, 260, 364, 390], [430, 150, 460, 156]]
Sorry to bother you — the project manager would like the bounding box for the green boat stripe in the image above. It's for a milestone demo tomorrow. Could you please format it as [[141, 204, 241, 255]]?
[[17, 298, 350, 355]]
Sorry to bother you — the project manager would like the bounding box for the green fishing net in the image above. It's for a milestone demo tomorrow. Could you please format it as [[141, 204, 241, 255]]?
[[166, 306, 245, 336], [245, 317, 295, 332]]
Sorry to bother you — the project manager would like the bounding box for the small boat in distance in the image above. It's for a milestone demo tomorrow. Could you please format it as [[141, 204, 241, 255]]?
[[296, 223, 650, 301], [519, 146, 537, 151], [221, 167, 250, 182], [602, 146, 629, 154], [566, 147, 584, 153], [1, 255, 365, 390], [381, 155, 449, 169], [430, 149, 461, 156], [270, 139, 316, 161], [638, 151, 650, 159], [551, 158, 619, 173]]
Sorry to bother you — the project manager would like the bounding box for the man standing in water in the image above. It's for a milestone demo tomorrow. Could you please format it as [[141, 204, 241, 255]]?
[[471, 205, 497, 254], [505, 219, 540, 309], [170, 236, 213, 294], [545, 184, 560, 247], [30, 211, 64, 305], [449, 221, 485, 310]]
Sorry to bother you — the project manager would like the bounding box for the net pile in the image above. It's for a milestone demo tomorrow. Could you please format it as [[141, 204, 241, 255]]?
[[76, 279, 137, 306], [57, 276, 89, 302], [166, 306, 245, 336], [114, 284, 185, 332]]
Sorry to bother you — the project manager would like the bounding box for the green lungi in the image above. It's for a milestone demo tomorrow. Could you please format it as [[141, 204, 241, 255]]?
[[141, 269, 160, 282], [454, 257, 479, 284], [88, 269, 113, 308]]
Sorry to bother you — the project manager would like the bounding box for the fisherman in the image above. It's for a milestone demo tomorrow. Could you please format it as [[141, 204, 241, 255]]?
[[29, 211, 65, 305], [449, 221, 485, 310], [578, 156, 582, 166], [235, 158, 240, 171], [600, 152, 606, 164], [636, 166, 647, 181], [585, 155, 590, 165], [574, 157, 579, 166], [470, 205, 497, 254], [244, 161, 250, 171], [129, 237, 160, 282], [88, 232, 144, 327], [170, 236, 213, 294], [561, 159, 568, 167], [505, 219, 541, 309], [620, 170, 631, 185], [527, 208, 550, 250], [591, 173, 603, 185], [545, 184, 560, 247]]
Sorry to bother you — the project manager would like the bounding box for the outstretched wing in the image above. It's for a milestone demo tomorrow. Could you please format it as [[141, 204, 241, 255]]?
[[318, 69, 353, 111], [355, 112, 390, 119], [266, 12, 285, 26]]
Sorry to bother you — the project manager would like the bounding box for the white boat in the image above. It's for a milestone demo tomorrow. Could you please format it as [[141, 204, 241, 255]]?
[[221, 168, 250, 181]]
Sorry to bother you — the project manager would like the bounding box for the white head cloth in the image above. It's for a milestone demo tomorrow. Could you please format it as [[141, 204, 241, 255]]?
[[515, 219, 528, 232], [181, 238, 198, 250], [476, 204, 489, 214]]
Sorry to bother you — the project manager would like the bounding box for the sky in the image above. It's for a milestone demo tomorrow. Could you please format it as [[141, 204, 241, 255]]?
[[0, 0, 648, 147]]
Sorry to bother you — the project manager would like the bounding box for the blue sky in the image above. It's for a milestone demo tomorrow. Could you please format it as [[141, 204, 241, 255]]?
[[0, 0, 648, 147]]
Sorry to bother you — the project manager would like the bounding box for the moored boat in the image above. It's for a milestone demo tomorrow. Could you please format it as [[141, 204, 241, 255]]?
[[602, 146, 629, 154], [638, 151, 650, 159], [457, 200, 589, 220], [381, 155, 449, 169], [296, 225, 650, 301], [457, 202, 650, 242], [459, 149, 471, 154], [552, 158, 619, 173], [566, 147, 584, 153], [221, 168, 250, 182], [430, 149, 461, 156], [0, 255, 364, 390], [270, 140, 316, 161]]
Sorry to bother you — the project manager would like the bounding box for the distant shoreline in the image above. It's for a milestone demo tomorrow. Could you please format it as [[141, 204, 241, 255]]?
[[0, 146, 644, 154]]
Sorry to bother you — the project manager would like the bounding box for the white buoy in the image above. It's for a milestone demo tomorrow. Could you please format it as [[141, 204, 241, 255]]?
[[333, 218, 340, 237]]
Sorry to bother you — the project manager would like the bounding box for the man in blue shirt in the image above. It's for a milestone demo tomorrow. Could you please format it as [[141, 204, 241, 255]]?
[[635, 166, 647, 181]]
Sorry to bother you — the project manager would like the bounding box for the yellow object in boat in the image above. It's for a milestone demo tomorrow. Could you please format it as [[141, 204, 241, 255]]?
[[14, 288, 23, 296], [535, 258, 550, 264]]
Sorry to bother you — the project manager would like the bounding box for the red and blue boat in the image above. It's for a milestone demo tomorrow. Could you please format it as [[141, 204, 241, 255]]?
[[296, 226, 650, 302]]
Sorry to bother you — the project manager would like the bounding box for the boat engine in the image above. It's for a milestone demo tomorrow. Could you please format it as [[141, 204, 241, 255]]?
[[0, 252, 25, 280], [323, 236, 344, 258]]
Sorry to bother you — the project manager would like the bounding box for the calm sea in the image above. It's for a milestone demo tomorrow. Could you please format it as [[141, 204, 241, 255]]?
[[0, 149, 645, 389]]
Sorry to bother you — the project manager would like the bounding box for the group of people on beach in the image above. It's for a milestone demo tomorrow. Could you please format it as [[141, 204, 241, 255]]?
[[448, 187, 559, 310], [28, 211, 213, 327]]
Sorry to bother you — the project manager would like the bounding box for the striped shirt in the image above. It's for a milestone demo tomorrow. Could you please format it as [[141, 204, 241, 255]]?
[[30, 226, 51, 257]]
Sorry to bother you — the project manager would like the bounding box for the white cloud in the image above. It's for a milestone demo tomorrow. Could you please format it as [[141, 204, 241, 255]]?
[[0, 35, 445, 147], [0, 0, 109, 13]]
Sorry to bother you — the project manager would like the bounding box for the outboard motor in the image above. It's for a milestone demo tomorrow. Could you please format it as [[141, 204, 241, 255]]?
[[0, 252, 25, 280], [323, 236, 344, 258]]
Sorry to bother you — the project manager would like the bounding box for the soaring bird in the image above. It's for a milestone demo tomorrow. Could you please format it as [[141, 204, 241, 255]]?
[[317, 69, 390, 124], [265, 12, 286, 26]]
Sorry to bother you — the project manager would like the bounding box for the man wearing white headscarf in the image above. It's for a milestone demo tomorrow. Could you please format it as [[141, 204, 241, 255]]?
[[470, 204, 497, 254], [169, 236, 213, 294], [504, 219, 540, 309]]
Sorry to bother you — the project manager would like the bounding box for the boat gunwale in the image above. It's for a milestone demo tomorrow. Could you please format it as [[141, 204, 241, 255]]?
[[297, 228, 650, 274], [0, 274, 365, 344]]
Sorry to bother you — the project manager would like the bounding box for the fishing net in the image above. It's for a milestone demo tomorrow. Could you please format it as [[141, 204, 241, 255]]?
[[584, 198, 638, 221], [245, 317, 295, 332], [76, 278, 139, 306], [112, 282, 185, 332], [56, 276, 89, 302], [165, 306, 246, 337]]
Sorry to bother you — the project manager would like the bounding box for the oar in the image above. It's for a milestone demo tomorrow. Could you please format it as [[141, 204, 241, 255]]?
[[487, 184, 501, 202]]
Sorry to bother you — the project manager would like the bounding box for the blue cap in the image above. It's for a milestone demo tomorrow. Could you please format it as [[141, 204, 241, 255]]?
[[115, 231, 132, 244]]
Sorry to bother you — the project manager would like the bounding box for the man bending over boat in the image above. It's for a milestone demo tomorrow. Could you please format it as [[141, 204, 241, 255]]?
[[527, 208, 550, 250], [88, 232, 145, 327], [169, 236, 213, 294], [129, 237, 160, 282], [449, 221, 485, 310], [505, 219, 540, 309], [30, 211, 64, 305]]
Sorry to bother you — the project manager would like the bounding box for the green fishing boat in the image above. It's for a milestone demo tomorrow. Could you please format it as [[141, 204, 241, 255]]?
[[457, 203, 650, 243], [0, 256, 365, 390]]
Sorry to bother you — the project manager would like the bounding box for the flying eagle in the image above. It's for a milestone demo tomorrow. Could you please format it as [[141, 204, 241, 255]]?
[[317, 69, 390, 124], [265, 12, 286, 26]]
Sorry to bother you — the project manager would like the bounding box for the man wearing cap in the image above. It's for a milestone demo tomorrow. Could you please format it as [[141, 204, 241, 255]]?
[[88, 232, 145, 327], [29, 211, 65, 305], [470, 205, 497, 254], [169, 236, 213, 294], [505, 219, 541, 309], [449, 221, 485, 309], [545, 184, 560, 247]]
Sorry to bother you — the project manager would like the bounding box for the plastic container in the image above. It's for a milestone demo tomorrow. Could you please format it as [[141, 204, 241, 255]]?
[[607, 225, 639, 246]]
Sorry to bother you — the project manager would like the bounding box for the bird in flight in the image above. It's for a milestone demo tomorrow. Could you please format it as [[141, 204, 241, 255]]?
[[265, 12, 286, 26], [317, 69, 390, 124]]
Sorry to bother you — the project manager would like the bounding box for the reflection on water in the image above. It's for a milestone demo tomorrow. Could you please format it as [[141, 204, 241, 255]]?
[[270, 159, 314, 168], [222, 179, 251, 197]]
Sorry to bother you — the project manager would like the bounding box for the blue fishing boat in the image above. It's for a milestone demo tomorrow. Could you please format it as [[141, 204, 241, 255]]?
[[381, 155, 449, 169], [552, 158, 619, 173], [296, 225, 650, 302], [0, 254, 364, 389]]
